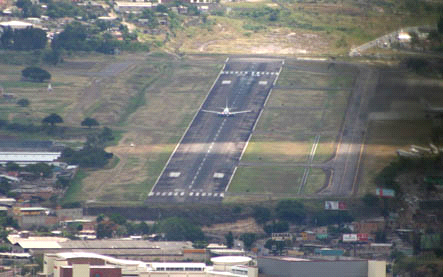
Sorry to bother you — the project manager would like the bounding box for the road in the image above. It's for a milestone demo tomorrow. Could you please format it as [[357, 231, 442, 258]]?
[[146, 58, 283, 203], [320, 65, 378, 195]]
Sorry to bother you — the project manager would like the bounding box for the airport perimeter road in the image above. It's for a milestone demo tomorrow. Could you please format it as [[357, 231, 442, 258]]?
[[146, 58, 283, 203], [320, 65, 378, 196]]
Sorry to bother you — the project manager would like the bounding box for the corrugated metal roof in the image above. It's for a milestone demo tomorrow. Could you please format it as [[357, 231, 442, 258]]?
[[0, 152, 61, 163]]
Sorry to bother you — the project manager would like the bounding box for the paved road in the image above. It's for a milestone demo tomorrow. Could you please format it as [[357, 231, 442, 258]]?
[[319, 65, 378, 195], [146, 58, 283, 203]]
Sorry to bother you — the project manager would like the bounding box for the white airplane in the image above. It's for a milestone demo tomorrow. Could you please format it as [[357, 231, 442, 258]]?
[[202, 99, 251, 117]]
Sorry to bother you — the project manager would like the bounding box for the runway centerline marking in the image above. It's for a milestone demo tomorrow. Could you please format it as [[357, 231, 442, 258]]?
[[189, 118, 228, 188]]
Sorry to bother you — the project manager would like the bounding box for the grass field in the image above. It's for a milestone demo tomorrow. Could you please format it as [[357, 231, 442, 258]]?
[[228, 62, 356, 196], [75, 55, 225, 204], [229, 166, 305, 194], [163, 0, 442, 55], [0, 53, 226, 205]]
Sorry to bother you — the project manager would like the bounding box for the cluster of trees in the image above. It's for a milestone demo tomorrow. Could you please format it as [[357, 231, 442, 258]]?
[[61, 127, 114, 168], [238, 7, 281, 22], [51, 22, 147, 56], [153, 217, 204, 242], [95, 214, 205, 243], [0, 28, 47, 51], [252, 200, 307, 226], [95, 213, 150, 239], [15, 0, 41, 18], [46, 0, 88, 19], [22, 66, 51, 82]]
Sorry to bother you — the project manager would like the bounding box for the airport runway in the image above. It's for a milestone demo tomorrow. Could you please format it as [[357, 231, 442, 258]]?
[[146, 58, 283, 202]]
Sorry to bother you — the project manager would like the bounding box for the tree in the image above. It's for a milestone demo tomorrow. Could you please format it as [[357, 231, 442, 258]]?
[[5, 162, 20, 172], [109, 213, 127, 225], [0, 27, 46, 50], [362, 193, 379, 207], [225, 231, 234, 249], [16, 98, 30, 107], [22, 66, 51, 82], [81, 117, 99, 128], [275, 200, 306, 224], [42, 113, 63, 126], [156, 4, 168, 13], [96, 214, 105, 223], [24, 163, 52, 178], [155, 217, 204, 242], [253, 206, 271, 225], [96, 220, 117, 239], [239, 233, 256, 250]]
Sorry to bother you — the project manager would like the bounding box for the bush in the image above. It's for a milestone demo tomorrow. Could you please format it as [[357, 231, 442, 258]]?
[[22, 66, 51, 82], [16, 98, 30, 107]]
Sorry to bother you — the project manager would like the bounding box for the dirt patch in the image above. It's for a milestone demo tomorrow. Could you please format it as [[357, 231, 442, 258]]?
[[202, 218, 264, 235]]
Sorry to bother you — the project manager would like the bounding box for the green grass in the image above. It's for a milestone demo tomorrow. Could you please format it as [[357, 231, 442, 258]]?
[[303, 168, 327, 194], [61, 169, 89, 205], [0, 81, 47, 88], [229, 166, 305, 194]]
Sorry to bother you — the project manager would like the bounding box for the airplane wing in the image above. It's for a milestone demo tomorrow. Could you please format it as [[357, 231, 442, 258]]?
[[229, 110, 252, 115], [201, 109, 221, 114]]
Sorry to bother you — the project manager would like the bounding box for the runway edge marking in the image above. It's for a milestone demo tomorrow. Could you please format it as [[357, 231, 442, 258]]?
[[226, 59, 285, 193], [148, 57, 230, 196]]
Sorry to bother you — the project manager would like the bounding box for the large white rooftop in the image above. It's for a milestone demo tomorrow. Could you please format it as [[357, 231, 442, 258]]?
[[0, 152, 61, 163], [0, 21, 33, 29], [211, 256, 252, 265]]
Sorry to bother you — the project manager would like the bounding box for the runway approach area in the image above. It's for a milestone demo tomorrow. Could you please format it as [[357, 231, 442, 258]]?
[[146, 58, 284, 202]]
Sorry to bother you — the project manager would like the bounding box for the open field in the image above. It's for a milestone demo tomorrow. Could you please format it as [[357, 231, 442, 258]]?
[[229, 166, 305, 194], [303, 168, 327, 195], [0, 53, 225, 205], [78, 55, 225, 204], [163, 0, 441, 55], [228, 61, 356, 198]]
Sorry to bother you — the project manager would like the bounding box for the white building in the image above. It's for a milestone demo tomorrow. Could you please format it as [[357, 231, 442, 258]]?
[[0, 151, 62, 165], [40, 252, 258, 277], [0, 20, 33, 30]]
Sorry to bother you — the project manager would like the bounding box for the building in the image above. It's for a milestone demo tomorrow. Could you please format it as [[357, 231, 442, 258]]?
[[114, 2, 157, 13], [0, 20, 33, 30], [0, 152, 62, 166], [258, 256, 386, 277], [39, 252, 258, 277], [11, 237, 199, 261], [12, 207, 58, 229]]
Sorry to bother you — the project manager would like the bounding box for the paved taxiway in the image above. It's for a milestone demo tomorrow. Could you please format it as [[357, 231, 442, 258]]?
[[146, 58, 283, 202]]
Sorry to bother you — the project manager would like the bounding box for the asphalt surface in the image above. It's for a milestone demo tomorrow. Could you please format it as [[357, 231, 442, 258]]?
[[146, 58, 283, 203], [319, 65, 378, 196]]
